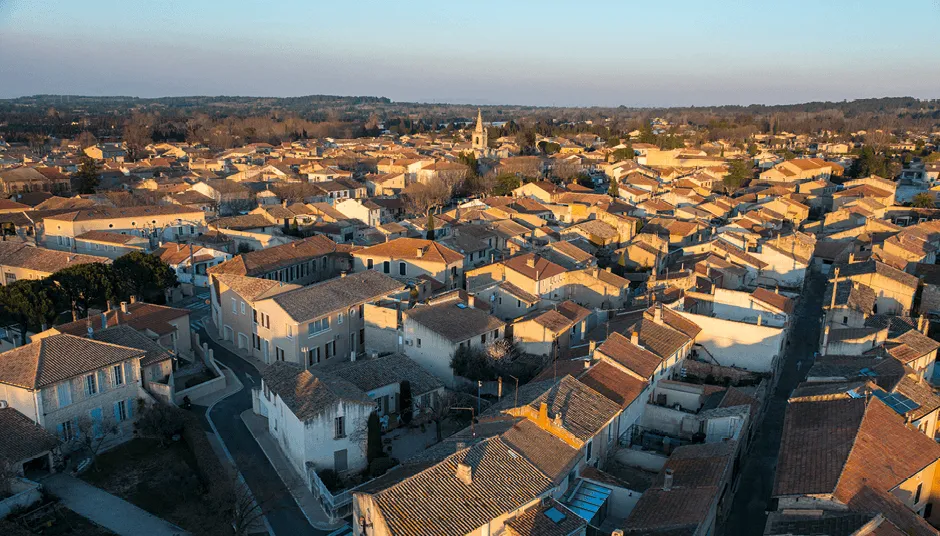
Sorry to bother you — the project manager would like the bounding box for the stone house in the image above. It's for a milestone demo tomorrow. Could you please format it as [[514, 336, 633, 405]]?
[[252, 271, 403, 366], [0, 242, 110, 286], [0, 334, 143, 453], [352, 237, 465, 291]]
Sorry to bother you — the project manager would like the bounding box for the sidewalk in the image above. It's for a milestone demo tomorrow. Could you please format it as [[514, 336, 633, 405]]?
[[240, 409, 344, 532], [43, 473, 189, 536]]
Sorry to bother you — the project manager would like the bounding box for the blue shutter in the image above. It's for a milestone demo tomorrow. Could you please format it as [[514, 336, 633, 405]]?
[[56, 423, 64, 440], [113, 402, 121, 423], [126, 398, 134, 419], [57, 382, 71, 407], [97, 370, 108, 392], [90, 408, 103, 437]]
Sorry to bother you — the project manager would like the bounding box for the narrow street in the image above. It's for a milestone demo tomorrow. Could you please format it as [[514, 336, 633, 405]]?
[[192, 322, 334, 536], [720, 271, 827, 535]]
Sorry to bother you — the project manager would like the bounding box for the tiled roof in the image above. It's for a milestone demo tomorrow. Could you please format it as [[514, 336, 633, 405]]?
[[504, 253, 566, 281], [644, 306, 702, 340], [824, 280, 876, 313], [54, 302, 189, 337], [43, 204, 202, 222], [369, 436, 554, 536], [838, 259, 919, 289], [214, 274, 288, 302], [578, 360, 648, 407], [354, 237, 464, 264], [505, 500, 585, 536], [595, 332, 662, 379], [751, 287, 794, 314], [312, 353, 442, 396], [269, 271, 403, 322], [208, 235, 340, 276], [0, 407, 58, 464], [0, 334, 144, 390], [527, 376, 621, 441], [405, 299, 505, 343], [74, 230, 145, 245], [498, 281, 539, 305], [0, 242, 109, 274], [627, 317, 690, 361], [499, 418, 581, 484], [92, 324, 175, 367], [261, 361, 373, 421]]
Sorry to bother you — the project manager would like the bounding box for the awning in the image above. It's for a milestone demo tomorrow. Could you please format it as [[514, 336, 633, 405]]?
[[563, 480, 612, 523]]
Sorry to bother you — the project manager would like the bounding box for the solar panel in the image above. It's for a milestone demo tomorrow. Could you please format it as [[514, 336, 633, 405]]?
[[859, 368, 878, 377], [543, 507, 567, 524], [873, 390, 920, 415]]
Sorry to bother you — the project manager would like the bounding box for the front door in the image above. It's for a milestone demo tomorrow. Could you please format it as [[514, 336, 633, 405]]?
[[334, 449, 348, 472]]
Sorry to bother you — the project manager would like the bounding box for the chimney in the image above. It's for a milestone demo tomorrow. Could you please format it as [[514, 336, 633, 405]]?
[[822, 325, 830, 355], [120, 302, 128, 314], [653, 304, 663, 325], [341, 271, 347, 278], [129, 295, 136, 304], [455, 462, 473, 486], [589, 340, 597, 357], [101, 312, 107, 330], [922, 316, 929, 335], [848, 252, 855, 264], [757, 314, 763, 326], [455, 441, 466, 453], [416, 247, 424, 258], [918, 315, 925, 333], [631, 331, 639, 345], [605, 267, 612, 273], [526, 256, 536, 269], [538, 402, 549, 425], [663, 468, 674, 491]]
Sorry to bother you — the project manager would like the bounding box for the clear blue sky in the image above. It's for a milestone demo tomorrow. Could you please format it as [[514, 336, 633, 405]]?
[[1, 0, 938, 107]]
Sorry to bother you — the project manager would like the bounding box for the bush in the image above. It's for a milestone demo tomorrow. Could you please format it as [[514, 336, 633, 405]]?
[[318, 469, 342, 492], [180, 410, 225, 490], [368, 457, 396, 478], [367, 412, 383, 463]]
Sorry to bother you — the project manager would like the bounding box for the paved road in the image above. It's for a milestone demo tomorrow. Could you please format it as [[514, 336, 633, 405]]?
[[720, 272, 826, 535], [44, 473, 189, 536], [196, 325, 333, 536]]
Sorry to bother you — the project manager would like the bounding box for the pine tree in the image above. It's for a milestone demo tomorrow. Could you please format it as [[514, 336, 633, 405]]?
[[426, 211, 435, 240], [608, 177, 619, 198]]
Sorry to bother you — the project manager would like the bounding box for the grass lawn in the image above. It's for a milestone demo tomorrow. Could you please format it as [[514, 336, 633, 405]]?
[[44, 508, 117, 536], [80, 438, 223, 535]]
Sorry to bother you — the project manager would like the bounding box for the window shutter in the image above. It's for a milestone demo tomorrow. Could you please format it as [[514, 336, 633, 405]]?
[[57, 423, 64, 440], [91, 408, 103, 437], [113, 402, 121, 423], [57, 382, 72, 407], [97, 370, 108, 392], [124, 361, 133, 384], [127, 398, 134, 419]]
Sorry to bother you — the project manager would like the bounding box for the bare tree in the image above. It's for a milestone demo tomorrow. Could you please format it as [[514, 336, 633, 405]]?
[[74, 415, 120, 471], [123, 113, 153, 161], [402, 179, 451, 216], [428, 391, 458, 443], [76, 131, 98, 149], [212, 464, 286, 536], [0, 459, 16, 497], [134, 401, 185, 447]]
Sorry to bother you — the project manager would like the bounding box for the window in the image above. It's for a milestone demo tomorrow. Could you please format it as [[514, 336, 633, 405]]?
[[383, 261, 390, 274], [114, 400, 128, 422], [842, 315, 848, 325], [481, 333, 487, 344], [399, 262, 406, 276], [308, 347, 321, 366], [253, 309, 258, 324], [416, 338, 422, 348], [275, 347, 285, 361], [241, 302, 246, 315], [915, 483, 923, 504], [334, 416, 346, 438], [231, 298, 237, 313], [586, 440, 593, 460], [85, 374, 97, 396], [59, 419, 76, 442], [112, 365, 124, 386], [607, 423, 613, 443], [367, 259, 374, 270], [338, 313, 344, 325], [359, 304, 364, 317], [286, 324, 293, 338], [308, 317, 330, 336]]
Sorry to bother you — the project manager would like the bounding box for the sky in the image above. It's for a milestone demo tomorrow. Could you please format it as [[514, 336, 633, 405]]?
[[1, 0, 939, 107]]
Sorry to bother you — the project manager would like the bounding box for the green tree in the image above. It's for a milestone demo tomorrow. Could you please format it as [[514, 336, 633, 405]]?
[[457, 152, 479, 177], [366, 412, 383, 463], [51, 262, 116, 320], [747, 143, 759, 156], [912, 193, 935, 208], [399, 380, 413, 425], [491, 173, 520, 196], [850, 146, 890, 178], [606, 136, 621, 148], [75, 155, 101, 194], [537, 141, 561, 155], [608, 177, 620, 198], [723, 159, 753, 192], [0, 279, 61, 345], [113, 252, 178, 304], [611, 143, 634, 162]]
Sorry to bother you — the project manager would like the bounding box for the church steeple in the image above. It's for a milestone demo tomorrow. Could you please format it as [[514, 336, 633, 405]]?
[[472, 108, 488, 152]]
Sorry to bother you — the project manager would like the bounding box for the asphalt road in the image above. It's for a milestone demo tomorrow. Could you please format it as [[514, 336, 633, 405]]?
[[194, 324, 333, 536], [719, 271, 826, 535]]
